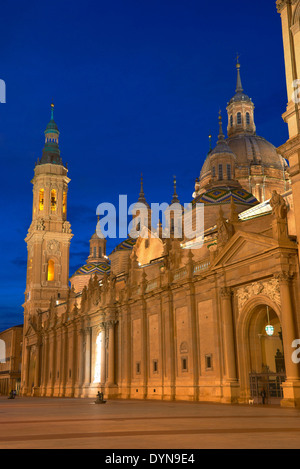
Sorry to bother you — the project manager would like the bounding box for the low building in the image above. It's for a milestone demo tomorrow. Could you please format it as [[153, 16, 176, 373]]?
[[0, 325, 23, 395]]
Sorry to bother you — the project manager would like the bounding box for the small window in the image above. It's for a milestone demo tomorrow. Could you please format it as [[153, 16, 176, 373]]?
[[212, 166, 216, 178], [99, 247, 102, 258], [205, 354, 213, 371], [246, 112, 250, 125], [237, 112, 242, 125], [230, 115, 233, 127], [93, 247, 97, 257], [136, 362, 141, 375], [227, 164, 232, 180], [218, 164, 223, 181], [153, 360, 158, 374], [181, 357, 188, 372]]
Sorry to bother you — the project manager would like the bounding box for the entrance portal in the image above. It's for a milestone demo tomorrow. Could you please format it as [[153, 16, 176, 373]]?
[[247, 304, 286, 404]]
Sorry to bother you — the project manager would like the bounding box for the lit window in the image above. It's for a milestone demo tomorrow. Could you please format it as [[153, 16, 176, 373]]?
[[47, 260, 55, 282], [63, 192, 67, 215], [51, 190, 57, 212], [237, 112, 242, 125], [39, 189, 44, 211]]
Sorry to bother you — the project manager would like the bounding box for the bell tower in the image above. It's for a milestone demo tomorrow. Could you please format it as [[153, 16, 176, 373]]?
[[24, 104, 73, 324]]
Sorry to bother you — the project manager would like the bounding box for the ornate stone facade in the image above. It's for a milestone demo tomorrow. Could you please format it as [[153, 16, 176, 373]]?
[[20, 2, 300, 407]]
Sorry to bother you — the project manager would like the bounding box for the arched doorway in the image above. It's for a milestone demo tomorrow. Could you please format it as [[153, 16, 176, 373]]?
[[237, 298, 286, 405]]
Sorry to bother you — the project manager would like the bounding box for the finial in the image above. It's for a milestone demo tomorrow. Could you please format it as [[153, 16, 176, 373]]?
[[50, 102, 54, 120], [217, 110, 225, 142], [208, 133, 212, 152], [171, 175, 180, 204], [235, 55, 243, 93], [138, 172, 148, 206]]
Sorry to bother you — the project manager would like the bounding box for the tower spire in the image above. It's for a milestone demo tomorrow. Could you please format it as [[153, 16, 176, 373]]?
[[138, 173, 148, 205], [217, 110, 225, 143], [171, 175, 180, 204], [236, 55, 243, 93]]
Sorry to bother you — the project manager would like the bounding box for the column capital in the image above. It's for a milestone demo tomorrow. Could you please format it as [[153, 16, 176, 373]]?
[[274, 271, 294, 285], [220, 287, 232, 298]]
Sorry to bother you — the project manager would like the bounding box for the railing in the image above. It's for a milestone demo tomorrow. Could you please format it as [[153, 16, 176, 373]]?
[[173, 267, 187, 281], [193, 259, 210, 275]]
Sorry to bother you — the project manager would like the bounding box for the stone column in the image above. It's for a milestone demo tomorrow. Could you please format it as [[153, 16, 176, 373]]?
[[41, 333, 49, 396], [100, 325, 106, 385], [107, 322, 115, 386], [59, 327, 67, 397], [23, 344, 30, 395], [84, 327, 91, 387], [75, 328, 84, 397], [276, 272, 300, 407], [33, 339, 41, 395], [220, 287, 239, 403]]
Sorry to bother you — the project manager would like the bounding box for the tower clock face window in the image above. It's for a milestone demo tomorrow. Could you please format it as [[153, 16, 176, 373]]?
[[51, 190, 57, 212], [39, 189, 44, 211]]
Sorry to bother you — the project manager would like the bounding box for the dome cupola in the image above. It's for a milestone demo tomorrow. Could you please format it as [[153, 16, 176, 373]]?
[[227, 60, 256, 137]]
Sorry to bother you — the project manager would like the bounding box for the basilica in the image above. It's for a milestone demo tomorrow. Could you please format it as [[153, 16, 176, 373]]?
[[20, 0, 300, 407]]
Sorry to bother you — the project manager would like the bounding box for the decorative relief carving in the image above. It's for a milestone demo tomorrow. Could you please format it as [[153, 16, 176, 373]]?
[[47, 239, 60, 256], [236, 278, 281, 312]]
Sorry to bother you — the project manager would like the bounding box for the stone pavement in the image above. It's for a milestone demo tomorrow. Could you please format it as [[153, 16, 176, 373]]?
[[0, 396, 299, 449]]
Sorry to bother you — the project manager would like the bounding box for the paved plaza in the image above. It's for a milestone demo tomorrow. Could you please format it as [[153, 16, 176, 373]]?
[[0, 397, 299, 449]]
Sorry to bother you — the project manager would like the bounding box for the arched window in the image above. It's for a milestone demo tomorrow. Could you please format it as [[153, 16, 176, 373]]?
[[237, 112, 242, 125], [230, 115, 233, 127], [47, 260, 55, 282], [63, 192, 67, 215], [212, 166, 216, 178], [39, 189, 44, 211], [246, 112, 250, 125], [99, 247, 102, 258], [51, 190, 57, 212], [93, 247, 97, 257]]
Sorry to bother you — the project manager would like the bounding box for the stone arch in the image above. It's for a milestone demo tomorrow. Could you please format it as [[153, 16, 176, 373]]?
[[0, 339, 6, 363], [236, 295, 282, 401]]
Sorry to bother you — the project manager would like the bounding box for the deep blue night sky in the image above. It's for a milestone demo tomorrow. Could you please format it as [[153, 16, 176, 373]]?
[[0, 0, 289, 331]]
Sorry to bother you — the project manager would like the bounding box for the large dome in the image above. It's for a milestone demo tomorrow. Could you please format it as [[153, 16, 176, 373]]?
[[226, 134, 287, 170]]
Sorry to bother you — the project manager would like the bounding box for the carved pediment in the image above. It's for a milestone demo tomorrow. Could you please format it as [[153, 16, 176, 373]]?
[[211, 230, 279, 268]]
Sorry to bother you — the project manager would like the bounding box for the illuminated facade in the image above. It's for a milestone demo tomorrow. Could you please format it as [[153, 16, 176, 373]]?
[[21, 2, 300, 406]]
